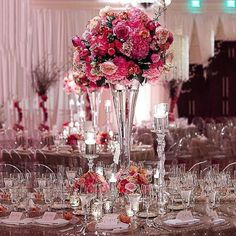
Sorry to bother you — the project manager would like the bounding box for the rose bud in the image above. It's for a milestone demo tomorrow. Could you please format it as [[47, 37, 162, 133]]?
[[72, 36, 82, 47]]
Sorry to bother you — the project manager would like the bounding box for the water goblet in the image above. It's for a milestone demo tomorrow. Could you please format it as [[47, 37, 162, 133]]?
[[141, 184, 153, 223], [128, 193, 141, 225], [43, 187, 53, 211], [180, 189, 192, 211]]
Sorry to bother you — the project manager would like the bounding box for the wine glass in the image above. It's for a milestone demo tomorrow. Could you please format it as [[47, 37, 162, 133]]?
[[10, 188, 20, 211], [79, 185, 96, 227], [128, 193, 141, 225], [66, 168, 77, 187], [141, 184, 153, 224], [180, 189, 192, 211], [43, 187, 53, 211]]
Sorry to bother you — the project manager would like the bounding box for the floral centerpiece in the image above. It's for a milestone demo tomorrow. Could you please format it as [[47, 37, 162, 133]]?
[[72, 6, 173, 167], [13, 101, 24, 132], [117, 165, 149, 194], [74, 171, 109, 193], [66, 133, 84, 149], [72, 6, 173, 86], [96, 131, 111, 152]]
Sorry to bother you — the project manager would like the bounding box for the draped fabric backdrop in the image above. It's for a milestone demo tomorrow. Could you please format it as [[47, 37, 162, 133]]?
[[1, 0, 236, 131]]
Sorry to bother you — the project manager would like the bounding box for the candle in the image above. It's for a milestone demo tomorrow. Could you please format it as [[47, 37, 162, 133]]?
[[109, 173, 117, 183], [154, 103, 168, 132], [125, 204, 134, 217], [96, 166, 103, 176], [69, 99, 75, 109], [85, 131, 96, 155], [105, 100, 111, 113]]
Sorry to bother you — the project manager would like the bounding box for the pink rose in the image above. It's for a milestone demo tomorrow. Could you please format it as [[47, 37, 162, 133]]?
[[100, 61, 118, 76], [113, 22, 130, 41], [155, 27, 170, 44], [151, 54, 160, 63], [131, 36, 149, 60]]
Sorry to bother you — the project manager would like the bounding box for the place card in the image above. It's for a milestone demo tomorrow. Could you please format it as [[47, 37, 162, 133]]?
[[176, 210, 193, 221], [9, 212, 23, 221], [42, 212, 57, 221], [113, 143, 120, 165]]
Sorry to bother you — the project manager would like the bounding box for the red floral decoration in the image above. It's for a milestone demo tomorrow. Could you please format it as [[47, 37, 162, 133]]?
[[96, 131, 110, 145], [66, 133, 84, 147], [74, 171, 109, 193], [117, 165, 148, 194], [13, 101, 24, 132]]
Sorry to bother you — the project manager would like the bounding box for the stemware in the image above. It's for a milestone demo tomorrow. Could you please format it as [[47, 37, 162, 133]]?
[[79, 185, 96, 228], [180, 189, 192, 211], [128, 193, 141, 225], [10, 188, 20, 211], [141, 184, 154, 222], [43, 187, 53, 211]]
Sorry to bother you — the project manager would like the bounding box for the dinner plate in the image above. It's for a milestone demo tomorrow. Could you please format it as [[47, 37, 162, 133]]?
[[34, 218, 69, 228]]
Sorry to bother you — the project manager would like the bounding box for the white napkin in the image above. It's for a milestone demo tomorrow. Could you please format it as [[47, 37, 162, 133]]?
[[96, 214, 129, 230], [164, 218, 200, 226], [97, 222, 129, 230], [1, 218, 33, 225], [213, 218, 225, 225], [164, 210, 200, 226], [34, 218, 69, 225]]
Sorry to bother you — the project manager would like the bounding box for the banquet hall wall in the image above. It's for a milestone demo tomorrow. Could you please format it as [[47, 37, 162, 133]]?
[[1, 0, 236, 130]]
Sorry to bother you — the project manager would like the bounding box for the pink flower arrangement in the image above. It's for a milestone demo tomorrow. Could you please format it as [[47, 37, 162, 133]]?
[[63, 71, 80, 94], [66, 133, 84, 147], [74, 171, 109, 193], [117, 165, 148, 194], [96, 131, 110, 145], [72, 7, 173, 86]]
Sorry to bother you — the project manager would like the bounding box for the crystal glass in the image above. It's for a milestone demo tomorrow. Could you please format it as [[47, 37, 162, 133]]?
[[180, 189, 192, 210], [79, 185, 96, 226], [10, 188, 20, 211], [88, 89, 102, 131], [110, 81, 139, 168], [128, 193, 141, 224], [141, 184, 153, 222], [66, 168, 77, 187], [43, 187, 53, 211]]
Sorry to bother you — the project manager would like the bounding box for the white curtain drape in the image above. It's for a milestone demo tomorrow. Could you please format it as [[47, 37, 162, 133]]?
[[1, 1, 236, 130]]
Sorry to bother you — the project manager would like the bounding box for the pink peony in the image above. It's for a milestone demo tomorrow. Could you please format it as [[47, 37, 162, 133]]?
[[100, 61, 118, 76], [155, 27, 170, 44], [113, 22, 130, 41], [151, 54, 161, 64], [87, 16, 101, 33], [131, 36, 149, 60]]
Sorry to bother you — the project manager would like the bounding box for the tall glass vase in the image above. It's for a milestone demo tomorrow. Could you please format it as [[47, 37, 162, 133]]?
[[75, 93, 86, 132], [88, 89, 102, 132], [110, 81, 139, 168]]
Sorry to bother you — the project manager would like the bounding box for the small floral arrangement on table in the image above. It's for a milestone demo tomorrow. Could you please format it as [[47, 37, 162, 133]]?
[[74, 171, 109, 193], [63, 71, 81, 94], [72, 6, 173, 87], [96, 131, 110, 145], [117, 165, 149, 194], [66, 133, 84, 148], [13, 101, 24, 132]]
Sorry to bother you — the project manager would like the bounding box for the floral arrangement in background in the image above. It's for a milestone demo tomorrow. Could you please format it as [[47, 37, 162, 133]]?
[[63, 71, 81, 94], [0, 104, 5, 129], [13, 101, 24, 132], [31, 58, 62, 131], [117, 165, 148, 194], [74, 171, 109, 193], [96, 131, 110, 145], [72, 6, 173, 87], [66, 133, 84, 147]]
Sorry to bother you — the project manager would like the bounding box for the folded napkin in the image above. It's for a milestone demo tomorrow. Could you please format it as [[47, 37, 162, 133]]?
[[97, 222, 129, 230], [164, 218, 200, 226], [1, 218, 33, 225], [96, 214, 129, 230], [213, 218, 225, 225], [34, 218, 69, 225]]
